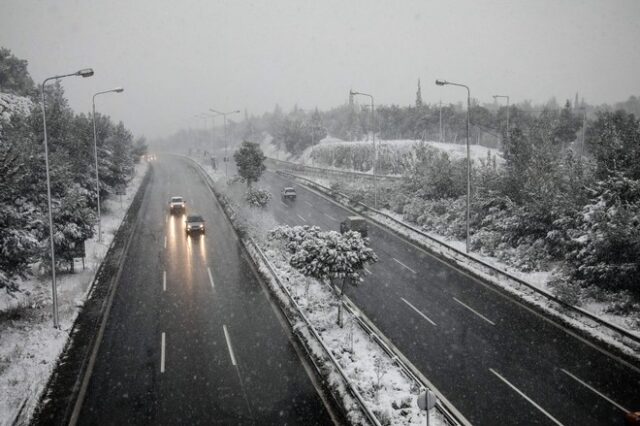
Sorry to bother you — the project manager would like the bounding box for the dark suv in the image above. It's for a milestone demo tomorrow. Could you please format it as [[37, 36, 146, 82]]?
[[281, 187, 297, 201]]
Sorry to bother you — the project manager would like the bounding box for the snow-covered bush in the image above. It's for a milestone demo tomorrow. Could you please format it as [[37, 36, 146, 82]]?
[[245, 187, 272, 208]]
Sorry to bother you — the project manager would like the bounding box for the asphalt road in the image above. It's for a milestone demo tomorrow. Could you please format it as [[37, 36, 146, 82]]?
[[250, 167, 640, 426], [77, 156, 335, 425]]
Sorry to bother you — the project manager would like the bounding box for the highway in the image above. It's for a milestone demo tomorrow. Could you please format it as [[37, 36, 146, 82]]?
[[77, 156, 336, 425], [253, 167, 640, 426]]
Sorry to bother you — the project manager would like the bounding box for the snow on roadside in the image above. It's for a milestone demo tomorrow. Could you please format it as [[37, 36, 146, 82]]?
[[0, 161, 149, 426]]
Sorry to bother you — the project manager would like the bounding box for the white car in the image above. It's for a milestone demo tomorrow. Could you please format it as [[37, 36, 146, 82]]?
[[169, 196, 186, 214]]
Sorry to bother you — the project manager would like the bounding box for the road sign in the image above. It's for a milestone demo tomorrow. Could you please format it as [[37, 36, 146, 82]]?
[[417, 390, 437, 426]]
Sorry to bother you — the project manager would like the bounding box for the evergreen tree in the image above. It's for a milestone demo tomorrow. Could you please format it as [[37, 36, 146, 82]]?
[[415, 79, 423, 108], [233, 140, 266, 187]]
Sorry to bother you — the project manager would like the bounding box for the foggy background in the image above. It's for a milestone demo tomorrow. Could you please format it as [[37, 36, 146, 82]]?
[[2, 0, 639, 139]]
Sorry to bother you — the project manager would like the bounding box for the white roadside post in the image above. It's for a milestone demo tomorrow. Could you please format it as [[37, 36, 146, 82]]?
[[417, 389, 437, 426]]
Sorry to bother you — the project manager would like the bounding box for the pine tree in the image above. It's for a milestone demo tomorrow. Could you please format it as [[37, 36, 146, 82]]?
[[415, 79, 423, 108]]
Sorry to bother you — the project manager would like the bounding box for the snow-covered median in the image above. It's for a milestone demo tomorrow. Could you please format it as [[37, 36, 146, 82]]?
[[0, 161, 148, 426], [189, 156, 456, 426]]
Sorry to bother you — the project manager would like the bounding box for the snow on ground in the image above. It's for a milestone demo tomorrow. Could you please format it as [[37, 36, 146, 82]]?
[[0, 161, 149, 426], [191, 156, 449, 426]]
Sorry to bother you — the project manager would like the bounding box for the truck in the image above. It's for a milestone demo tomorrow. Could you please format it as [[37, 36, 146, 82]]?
[[339, 216, 368, 238]]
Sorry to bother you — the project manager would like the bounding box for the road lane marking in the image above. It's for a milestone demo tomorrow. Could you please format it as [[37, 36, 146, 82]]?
[[161, 332, 166, 373], [207, 267, 215, 288], [324, 213, 337, 221], [453, 297, 495, 326], [489, 368, 563, 426], [297, 214, 307, 223], [364, 267, 372, 275], [280, 201, 287, 207], [393, 257, 416, 274], [223, 325, 237, 366], [164, 236, 167, 249], [401, 297, 437, 326], [163, 270, 166, 292], [304, 200, 313, 207], [560, 368, 630, 413]]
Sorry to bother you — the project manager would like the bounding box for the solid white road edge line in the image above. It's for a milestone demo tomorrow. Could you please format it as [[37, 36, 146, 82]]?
[[393, 257, 416, 274], [453, 297, 496, 326], [401, 297, 437, 326], [207, 267, 215, 289], [161, 332, 166, 373], [560, 368, 630, 413], [163, 270, 166, 292], [164, 235, 167, 249], [489, 368, 564, 426], [223, 325, 237, 366], [297, 214, 307, 222]]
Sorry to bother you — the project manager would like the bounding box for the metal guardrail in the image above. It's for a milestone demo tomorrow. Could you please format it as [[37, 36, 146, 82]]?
[[266, 157, 403, 183], [277, 169, 640, 352]]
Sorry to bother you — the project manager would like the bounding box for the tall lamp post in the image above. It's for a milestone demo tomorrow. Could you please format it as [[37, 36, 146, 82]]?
[[349, 90, 377, 209], [210, 109, 240, 180], [435, 79, 471, 253], [492, 94, 510, 148], [92, 87, 124, 243], [41, 67, 94, 328]]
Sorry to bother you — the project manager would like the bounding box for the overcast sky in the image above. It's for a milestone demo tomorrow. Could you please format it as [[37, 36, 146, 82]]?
[[2, 0, 639, 139]]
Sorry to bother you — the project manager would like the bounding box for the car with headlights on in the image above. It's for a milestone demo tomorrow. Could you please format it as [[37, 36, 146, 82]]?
[[185, 214, 205, 235]]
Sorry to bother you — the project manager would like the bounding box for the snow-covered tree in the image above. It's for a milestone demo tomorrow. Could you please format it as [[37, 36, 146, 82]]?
[[234, 140, 266, 187], [245, 187, 272, 208], [269, 225, 378, 326]]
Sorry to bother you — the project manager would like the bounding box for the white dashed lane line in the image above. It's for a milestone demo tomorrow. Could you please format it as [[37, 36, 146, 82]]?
[[163, 270, 166, 292], [561, 368, 630, 413], [401, 297, 437, 326], [223, 325, 237, 366], [453, 297, 496, 326], [393, 257, 416, 274], [207, 267, 215, 289], [489, 368, 564, 426], [324, 213, 337, 221], [297, 214, 307, 223], [160, 332, 166, 373]]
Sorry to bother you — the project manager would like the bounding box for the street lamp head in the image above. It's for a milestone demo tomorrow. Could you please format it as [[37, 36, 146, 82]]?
[[233, 110, 240, 114], [435, 79, 447, 86], [77, 68, 94, 78], [113, 87, 124, 93]]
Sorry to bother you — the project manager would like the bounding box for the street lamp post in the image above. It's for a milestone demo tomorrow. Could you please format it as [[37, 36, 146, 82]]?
[[210, 109, 240, 180], [41, 68, 94, 328], [349, 90, 377, 209], [492, 94, 510, 148], [92, 87, 124, 243], [436, 79, 471, 253]]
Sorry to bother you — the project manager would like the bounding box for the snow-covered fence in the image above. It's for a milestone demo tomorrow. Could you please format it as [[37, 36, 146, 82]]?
[[277, 170, 640, 357], [265, 157, 403, 183]]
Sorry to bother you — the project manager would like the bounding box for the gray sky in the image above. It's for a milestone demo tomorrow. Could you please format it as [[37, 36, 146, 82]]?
[[2, 0, 639, 139]]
